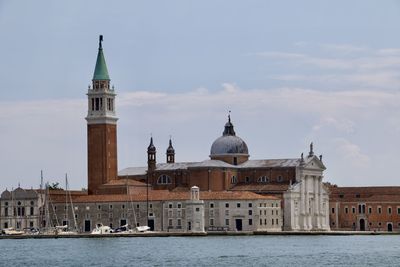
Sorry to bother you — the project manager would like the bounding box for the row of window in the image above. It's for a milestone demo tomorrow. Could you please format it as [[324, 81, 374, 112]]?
[[259, 210, 279, 216], [231, 176, 287, 184], [157, 174, 290, 185], [332, 206, 400, 215], [3, 207, 35, 217], [260, 218, 279, 226], [3, 201, 35, 206], [90, 97, 114, 112], [167, 203, 182, 209]]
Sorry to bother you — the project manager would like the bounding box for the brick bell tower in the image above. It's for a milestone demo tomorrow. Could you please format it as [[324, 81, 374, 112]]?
[[86, 35, 118, 195]]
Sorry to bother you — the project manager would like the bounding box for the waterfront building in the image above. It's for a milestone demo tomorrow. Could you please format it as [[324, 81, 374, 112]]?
[[0, 187, 44, 230], [329, 186, 400, 232], [48, 187, 281, 233]]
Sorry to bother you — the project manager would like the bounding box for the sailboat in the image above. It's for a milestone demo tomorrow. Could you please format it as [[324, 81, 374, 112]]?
[[56, 174, 78, 235], [91, 223, 113, 234], [126, 178, 150, 233]]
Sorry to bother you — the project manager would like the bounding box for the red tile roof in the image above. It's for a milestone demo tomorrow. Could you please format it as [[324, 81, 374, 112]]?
[[59, 190, 279, 203]]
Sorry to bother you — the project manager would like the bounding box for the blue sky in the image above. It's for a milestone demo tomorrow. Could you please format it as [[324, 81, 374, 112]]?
[[1, 1, 400, 190]]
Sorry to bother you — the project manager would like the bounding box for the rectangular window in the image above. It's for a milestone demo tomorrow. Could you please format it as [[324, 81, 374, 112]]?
[[248, 210, 252, 216], [272, 210, 274, 215], [177, 203, 182, 209], [369, 207, 372, 214], [237, 203, 241, 208], [168, 219, 173, 227], [331, 208, 335, 214], [210, 203, 214, 208], [177, 219, 181, 227], [225, 219, 229, 226], [149, 204, 153, 209], [98, 205, 101, 210], [276, 210, 279, 216], [259, 210, 262, 215], [225, 203, 229, 208], [378, 207, 382, 214], [388, 207, 392, 214], [196, 208, 200, 212], [248, 219, 253, 225], [398, 207, 400, 214], [210, 218, 214, 226], [272, 219, 274, 225], [276, 219, 278, 225], [345, 207, 348, 214], [260, 219, 262, 225], [248, 203, 252, 208], [168, 203, 173, 209], [109, 205, 113, 210], [225, 210, 229, 216], [352, 207, 355, 214]]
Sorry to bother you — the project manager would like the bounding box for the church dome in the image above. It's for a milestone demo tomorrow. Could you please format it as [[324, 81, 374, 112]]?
[[210, 115, 249, 156], [210, 135, 248, 155]]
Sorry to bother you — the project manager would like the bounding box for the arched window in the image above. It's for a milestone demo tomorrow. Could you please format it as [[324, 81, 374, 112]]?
[[157, 174, 172, 185], [257, 176, 269, 183]]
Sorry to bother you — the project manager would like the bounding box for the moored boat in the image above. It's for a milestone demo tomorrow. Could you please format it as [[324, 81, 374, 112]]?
[[91, 224, 112, 234]]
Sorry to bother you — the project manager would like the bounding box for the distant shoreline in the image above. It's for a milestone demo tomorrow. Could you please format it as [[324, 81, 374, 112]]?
[[0, 230, 398, 239]]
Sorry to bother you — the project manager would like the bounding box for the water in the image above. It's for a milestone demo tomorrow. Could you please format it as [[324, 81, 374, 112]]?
[[0, 235, 399, 266]]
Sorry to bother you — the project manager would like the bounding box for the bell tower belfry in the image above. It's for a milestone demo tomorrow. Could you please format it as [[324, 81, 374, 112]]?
[[86, 35, 118, 195]]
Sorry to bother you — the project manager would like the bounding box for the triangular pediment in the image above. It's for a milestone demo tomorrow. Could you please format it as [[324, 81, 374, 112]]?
[[304, 156, 326, 170]]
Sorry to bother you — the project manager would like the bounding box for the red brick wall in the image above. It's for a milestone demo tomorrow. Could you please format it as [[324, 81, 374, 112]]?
[[87, 124, 118, 194]]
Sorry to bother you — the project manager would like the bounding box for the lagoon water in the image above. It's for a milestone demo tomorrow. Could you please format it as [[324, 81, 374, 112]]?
[[0, 235, 399, 266]]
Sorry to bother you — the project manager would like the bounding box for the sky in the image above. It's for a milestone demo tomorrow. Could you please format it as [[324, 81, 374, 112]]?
[[1, 1, 400, 190]]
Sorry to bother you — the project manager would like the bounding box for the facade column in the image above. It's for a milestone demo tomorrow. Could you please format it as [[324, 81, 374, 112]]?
[[319, 176, 325, 228], [300, 175, 305, 230], [305, 175, 311, 230], [314, 176, 320, 229]]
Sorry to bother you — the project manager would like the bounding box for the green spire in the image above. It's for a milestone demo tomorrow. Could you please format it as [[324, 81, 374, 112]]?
[[92, 35, 110, 81]]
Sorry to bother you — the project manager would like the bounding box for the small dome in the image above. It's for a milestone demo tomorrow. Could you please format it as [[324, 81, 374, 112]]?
[[210, 114, 249, 156]]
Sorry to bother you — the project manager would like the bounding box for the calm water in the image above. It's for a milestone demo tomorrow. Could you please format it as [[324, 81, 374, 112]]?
[[0, 235, 399, 266]]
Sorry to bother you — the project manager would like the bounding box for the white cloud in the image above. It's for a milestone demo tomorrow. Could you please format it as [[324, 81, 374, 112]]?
[[313, 117, 355, 134], [320, 44, 369, 54], [334, 138, 370, 167]]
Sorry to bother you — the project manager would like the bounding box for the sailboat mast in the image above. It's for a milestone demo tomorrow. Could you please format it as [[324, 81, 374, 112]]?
[[67, 176, 78, 232]]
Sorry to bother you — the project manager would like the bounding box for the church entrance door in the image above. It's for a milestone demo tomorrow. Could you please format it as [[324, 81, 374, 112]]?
[[359, 219, 365, 231]]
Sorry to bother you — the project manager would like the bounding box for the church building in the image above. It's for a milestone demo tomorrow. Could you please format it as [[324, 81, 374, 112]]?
[[86, 36, 330, 231]]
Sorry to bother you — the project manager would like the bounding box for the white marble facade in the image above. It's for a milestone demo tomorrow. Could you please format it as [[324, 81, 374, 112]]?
[[284, 154, 330, 231]]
